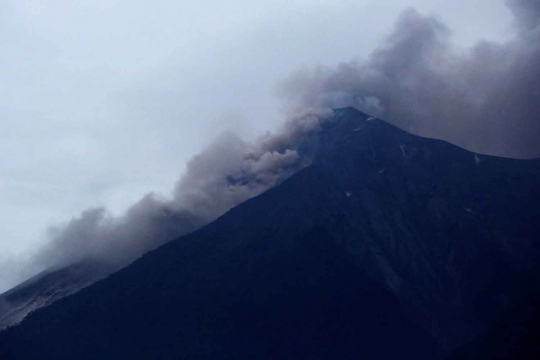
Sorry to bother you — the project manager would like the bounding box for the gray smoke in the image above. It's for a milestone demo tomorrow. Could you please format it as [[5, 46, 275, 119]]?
[[280, 0, 540, 158], [7, 0, 540, 290], [30, 108, 331, 274]]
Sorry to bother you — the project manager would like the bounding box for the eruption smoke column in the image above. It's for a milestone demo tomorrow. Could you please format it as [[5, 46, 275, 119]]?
[[3, 0, 539, 293], [25, 108, 332, 280], [280, 0, 540, 159]]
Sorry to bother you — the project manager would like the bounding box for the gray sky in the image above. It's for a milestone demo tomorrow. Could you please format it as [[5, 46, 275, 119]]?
[[0, 0, 513, 291]]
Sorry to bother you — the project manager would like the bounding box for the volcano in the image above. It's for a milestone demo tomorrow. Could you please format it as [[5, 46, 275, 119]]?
[[1, 107, 539, 359]]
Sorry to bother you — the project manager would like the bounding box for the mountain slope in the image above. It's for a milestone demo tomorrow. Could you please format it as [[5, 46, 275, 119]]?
[[447, 291, 540, 359], [0, 165, 443, 359], [315, 109, 540, 350], [0, 260, 112, 331], [1, 107, 539, 359]]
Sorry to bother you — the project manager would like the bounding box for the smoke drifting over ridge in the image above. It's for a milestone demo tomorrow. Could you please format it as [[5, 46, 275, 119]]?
[[3, 0, 539, 291], [281, 0, 540, 158], [30, 109, 331, 275]]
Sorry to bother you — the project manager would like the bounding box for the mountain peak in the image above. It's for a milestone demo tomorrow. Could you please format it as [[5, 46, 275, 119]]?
[[1, 109, 540, 359]]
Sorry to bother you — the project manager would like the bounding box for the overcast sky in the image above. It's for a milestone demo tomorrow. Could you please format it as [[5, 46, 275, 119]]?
[[0, 0, 513, 290]]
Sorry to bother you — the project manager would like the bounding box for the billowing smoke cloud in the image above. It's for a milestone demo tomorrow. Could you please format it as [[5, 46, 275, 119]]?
[[29, 108, 332, 275], [280, 0, 540, 159], [5, 0, 539, 293], [508, 0, 540, 31]]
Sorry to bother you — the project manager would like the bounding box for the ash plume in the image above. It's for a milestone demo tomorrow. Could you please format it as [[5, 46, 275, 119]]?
[[29, 108, 332, 275], [5, 0, 539, 292], [280, 0, 540, 158]]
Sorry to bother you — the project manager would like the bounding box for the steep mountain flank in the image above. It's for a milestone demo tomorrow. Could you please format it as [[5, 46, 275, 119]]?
[[1, 108, 539, 359]]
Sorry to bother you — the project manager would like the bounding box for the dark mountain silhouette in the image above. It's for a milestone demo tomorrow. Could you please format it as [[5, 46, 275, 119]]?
[[447, 291, 540, 359], [1, 107, 539, 359]]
